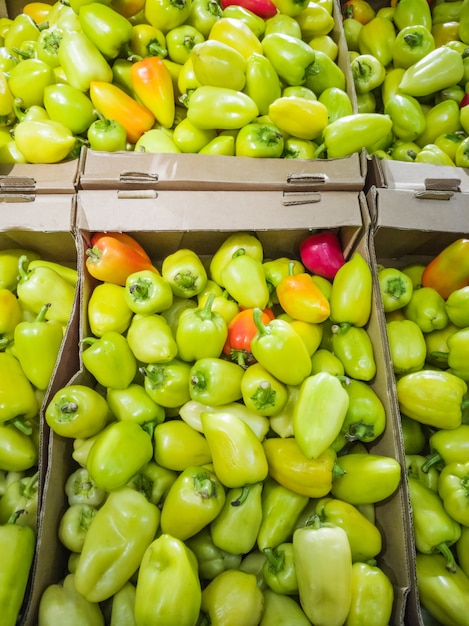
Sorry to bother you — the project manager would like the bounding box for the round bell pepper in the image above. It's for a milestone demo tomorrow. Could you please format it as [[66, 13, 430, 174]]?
[[357, 15, 396, 67], [187, 0, 222, 36], [339, 377, 386, 444], [45, 384, 110, 438], [261, 32, 315, 86], [58, 503, 98, 553], [446, 286, 469, 328], [438, 461, 469, 526], [127, 313, 178, 364], [201, 569, 264, 626], [416, 99, 462, 149], [144, 0, 192, 32], [175, 293, 228, 361], [189, 357, 244, 405], [173, 117, 217, 153], [65, 467, 106, 508], [404, 286, 448, 332], [392, 0, 432, 31], [209, 231, 263, 287], [378, 266, 414, 312], [87, 114, 128, 152], [142, 358, 192, 408], [38, 573, 105, 626], [127, 460, 177, 506], [0, 424, 37, 472], [107, 383, 165, 428], [392, 24, 435, 69], [209, 16, 263, 58], [161, 248, 208, 298], [153, 419, 212, 470], [192, 38, 246, 91], [87, 282, 134, 337], [160, 465, 225, 539], [260, 588, 312, 625], [124, 269, 173, 315], [235, 121, 285, 157]]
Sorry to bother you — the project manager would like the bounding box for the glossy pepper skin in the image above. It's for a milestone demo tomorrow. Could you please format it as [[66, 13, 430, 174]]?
[[293, 372, 349, 459], [0, 511, 36, 626], [210, 232, 263, 288], [330, 252, 372, 328], [399, 47, 464, 98], [153, 420, 212, 471], [331, 325, 376, 382], [201, 569, 264, 626], [404, 286, 448, 333], [346, 561, 394, 626], [87, 283, 133, 337], [386, 318, 426, 375], [339, 377, 386, 444], [162, 248, 208, 298], [0, 352, 38, 427], [135, 534, 201, 626], [211, 482, 263, 554], [423, 425, 469, 473], [160, 465, 226, 540], [422, 239, 469, 299], [58, 30, 113, 93], [396, 369, 467, 430], [222, 249, 270, 309], [0, 424, 37, 472], [82, 331, 137, 389], [250, 308, 312, 386], [299, 231, 345, 280], [293, 516, 352, 626], [276, 263, 330, 324], [260, 588, 312, 626], [45, 384, 109, 439], [332, 453, 401, 504], [38, 573, 105, 626], [263, 437, 336, 498], [438, 461, 469, 526], [176, 293, 228, 361], [130, 55, 175, 128], [315, 496, 382, 562], [416, 553, 469, 626], [202, 409, 268, 487], [186, 527, 242, 580], [78, 2, 133, 59], [315, 113, 393, 159], [75, 488, 160, 602]]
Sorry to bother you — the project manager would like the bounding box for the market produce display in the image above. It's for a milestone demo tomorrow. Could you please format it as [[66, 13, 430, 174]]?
[[377, 238, 469, 625], [35, 229, 403, 625], [344, 0, 469, 167], [0, 249, 78, 626], [0, 0, 398, 163]]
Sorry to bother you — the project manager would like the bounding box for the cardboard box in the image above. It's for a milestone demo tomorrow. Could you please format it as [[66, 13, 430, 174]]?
[[367, 185, 469, 626], [0, 194, 80, 626], [33, 188, 412, 625]]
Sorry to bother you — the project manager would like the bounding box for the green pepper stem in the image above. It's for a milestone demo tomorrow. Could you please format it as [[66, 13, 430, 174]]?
[[22, 471, 39, 500], [332, 462, 347, 479], [436, 542, 457, 573], [331, 322, 352, 335], [420, 453, 443, 474], [35, 303, 51, 323], [7, 509, 26, 525], [9, 417, 33, 436], [142, 420, 156, 438], [252, 307, 269, 337], [81, 337, 98, 346], [193, 471, 218, 500], [231, 485, 251, 507], [429, 351, 449, 363], [314, 142, 327, 159], [198, 292, 216, 320], [304, 513, 322, 529], [17, 255, 30, 282], [346, 421, 375, 442], [263, 547, 285, 574]]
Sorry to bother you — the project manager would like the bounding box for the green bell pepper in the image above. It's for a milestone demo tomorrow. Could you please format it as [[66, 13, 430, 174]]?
[[107, 582, 136, 626], [262, 542, 298, 595], [416, 99, 462, 149], [408, 476, 461, 571], [186, 85, 259, 130], [445, 328, 469, 380], [79, 3, 133, 59], [0, 424, 37, 472], [160, 464, 226, 540], [0, 471, 38, 529], [241, 362, 288, 417], [58, 503, 98, 553], [260, 588, 312, 625], [331, 325, 376, 381], [250, 308, 312, 386], [58, 29, 113, 92], [186, 527, 242, 580], [126, 460, 177, 506], [392, 24, 435, 69], [404, 286, 448, 332], [176, 293, 228, 361], [65, 467, 106, 508], [45, 384, 110, 439], [39, 574, 104, 626], [456, 524, 469, 578], [16, 256, 75, 324], [126, 313, 178, 364], [386, 318, 426, 375], [153, 419, 212, 471], [401, 415, 426, 455], [202, 409, 268, 487], [0, 511, 36, 626], [423, 425, 469, 473], [406, 454, 439, 491], [415, 143, 456, 166], [339, 377, 386, 444], [106, 384, 165, 428], [244, 53, 281, 116], [87, 282, 133, 338], [396, 369, 468, 430], [201, 569, 264, 626], [329, 252, 372, 329], [315, 496, 382, 562], [161, 248, 208, 298], [0, 249, 40, 292], [315, 113, 393, 159], [43, 83, 97, 135], [124, 269, 173, 315], [304, 48, 345, 96], [293, 516, 352, 626], [438, 461, 469, 526], [261, 32, 315, 86], [82, 331, 137, 390], [445, 286, 469, 328], [347, 561, 394, 626], [293, 371, 350, 459], [142, 358, 192, 408], [399, 46, 464, 98], [209, 232, 263, 287], [211, 482, 263, 554], [86, 420, 154, 491], [189, 357, 244, 405], [332, 453, 401, 504], [351, 53, 385, 94], [134, 534, 201, 626], [75, 488, 160, 602], [416, 553, 469, 626], [384, 93, 426, 143], [222, 249, 270, 309], [256, 477, 308, 551], [0, 351, 38, 428]]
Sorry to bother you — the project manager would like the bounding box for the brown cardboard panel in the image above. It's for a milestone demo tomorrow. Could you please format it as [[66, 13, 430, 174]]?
[[78, 149, 366, 192], [367, 186, 469, 626], [0, 160, 80, 195]]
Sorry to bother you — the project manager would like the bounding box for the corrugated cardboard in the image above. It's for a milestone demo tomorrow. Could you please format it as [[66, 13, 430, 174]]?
[[31, 188, 412, 625], [0, 195, 80, 626], [367, 185, 469, 626]]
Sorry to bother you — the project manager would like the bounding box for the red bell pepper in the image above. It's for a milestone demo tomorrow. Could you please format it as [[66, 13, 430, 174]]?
[[220, 0, 277, 18], [223, 307, 274, 366], [86, 233, 158, 285], [299, 231, 345, 280], [89, 81, 155, 144], [422, 239, 469, 299], [130, 56, 175, 129]]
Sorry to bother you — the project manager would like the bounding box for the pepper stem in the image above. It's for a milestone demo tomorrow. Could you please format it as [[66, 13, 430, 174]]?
[[198, 292, 216, 320], [263, 547, 285, 574], [17, 255, 30, 282], [420, 453, 443, 474], [9, 417, 33, 436], [231, 485, 251, 507], [252, 307, 269, 337], [35, 303, 51, 323], [436, 542, 457, 573], [346, 421, 375, 442]]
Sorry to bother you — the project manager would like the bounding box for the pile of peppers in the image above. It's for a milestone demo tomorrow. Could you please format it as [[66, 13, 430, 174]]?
[[378, 237, 469, 625], [343, 0, 469, 167], [0, 0, 395, 163], [37, 229, 402, 625], [0, 247, 78, 626]]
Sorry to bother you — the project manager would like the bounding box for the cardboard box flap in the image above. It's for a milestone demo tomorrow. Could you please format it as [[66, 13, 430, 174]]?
[[369, 155, 469, 194], [0, 193, 75, 233], [0, 160, 79, 195], [78, 149, 366, 191]]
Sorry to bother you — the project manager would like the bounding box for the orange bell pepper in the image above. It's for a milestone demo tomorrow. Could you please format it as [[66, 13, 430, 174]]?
[[86, 233, 158, 285], [422, 239, 469, 299], [90, 232, 153, 262], [130, 56, 175, 128], [89, 81, 155, 144], [276, 263, 331, 324]]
